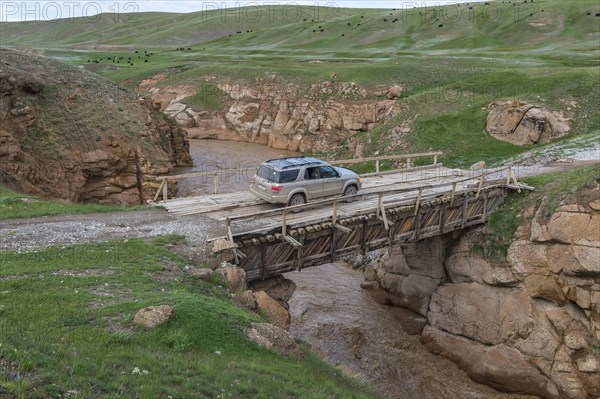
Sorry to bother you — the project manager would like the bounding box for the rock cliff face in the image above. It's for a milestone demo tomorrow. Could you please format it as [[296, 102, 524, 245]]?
[[0, 49, 191, 204], [486, 100, 571, 145], [139, 76, 400, 153], [364, 189, 600, 398]]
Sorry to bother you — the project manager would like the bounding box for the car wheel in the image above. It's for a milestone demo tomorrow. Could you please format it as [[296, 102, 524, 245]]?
[[288, 193, 306, 207], [343, 185, 358, 196]]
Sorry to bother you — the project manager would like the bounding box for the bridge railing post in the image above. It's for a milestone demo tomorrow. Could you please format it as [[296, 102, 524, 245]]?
[[332, 199, 337, 225], [282, 208, 287, 236], [163, 179, 168, 201], [213, 174, 219, 194]]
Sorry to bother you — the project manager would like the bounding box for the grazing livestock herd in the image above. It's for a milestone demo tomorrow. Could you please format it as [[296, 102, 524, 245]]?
[[83, 1, 598, 68]]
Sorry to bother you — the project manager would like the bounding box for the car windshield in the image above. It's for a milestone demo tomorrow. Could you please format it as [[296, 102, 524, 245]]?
[[256, 165, 299, 183]]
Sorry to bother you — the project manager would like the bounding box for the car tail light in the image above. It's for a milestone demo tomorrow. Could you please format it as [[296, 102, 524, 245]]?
[[271, 184, 283, 193]]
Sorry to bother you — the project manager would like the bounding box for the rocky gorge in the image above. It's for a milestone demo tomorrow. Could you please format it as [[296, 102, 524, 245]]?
[[0, 49, 191, 204], [362, 188, 600, 398], [138, 75, 401, 153]]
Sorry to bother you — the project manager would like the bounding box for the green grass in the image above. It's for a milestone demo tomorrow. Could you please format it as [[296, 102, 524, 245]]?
[[0, 238, 380, 399], [0, 185, 152, 220], [481, 164, 600, 258], [180, 81, 228, 110]]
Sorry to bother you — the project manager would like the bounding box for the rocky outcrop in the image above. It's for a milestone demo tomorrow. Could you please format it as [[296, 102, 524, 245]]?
[[138, 76, 400, 153], [486, 100, 571, 145], [365, 189, 600, 398], [0, 49, 191, 204]]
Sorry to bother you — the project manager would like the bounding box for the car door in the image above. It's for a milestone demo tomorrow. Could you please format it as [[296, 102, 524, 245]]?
[[320, 165, 342, 196], [302, 166, 324, 199]]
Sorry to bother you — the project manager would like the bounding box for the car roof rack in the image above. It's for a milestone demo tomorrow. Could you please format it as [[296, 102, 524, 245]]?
[[264, 157, 325, 170]]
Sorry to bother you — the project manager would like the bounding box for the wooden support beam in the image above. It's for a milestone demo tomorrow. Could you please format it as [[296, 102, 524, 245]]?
[[414, 188, 423, 216], [482, 191, 489, 221], [282, 209, 287, 236], [511, 169, 521, 193], [284, 235, 302, 248], [259, 246, 266, 279], [296, 236, 304, 271], [332, 199, 338, 225], [377, 199, 392, 230], [439, 203, 446, 234], [415, 209, 421, 241], [461, 196, 468, 229], [360, 221, 367, 254], [154, 179, 166, 202], [475, 176, 485, 199], [376, 159, 380, 173], [163, 180, 168, 201], [335, 223, 352, 234], [213, 175, 219, 195], [330, 227, 337, 262], [226, 218, 240, 265], [433, 155, 438, 164], [450, 182, 457, 206]]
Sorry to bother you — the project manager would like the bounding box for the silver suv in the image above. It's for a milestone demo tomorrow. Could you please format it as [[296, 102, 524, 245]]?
[[249, 157, 362, 206]]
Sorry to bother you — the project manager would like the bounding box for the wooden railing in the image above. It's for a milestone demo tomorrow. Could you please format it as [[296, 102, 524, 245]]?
[[328, 151, 443, 172], [153, 168, 251, 201], [154, 151, 444, 201]]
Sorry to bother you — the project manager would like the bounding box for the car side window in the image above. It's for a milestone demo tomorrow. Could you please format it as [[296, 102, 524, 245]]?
[[279, 169, 299, 183], [319, 166, 338, 178], [305, 167, 320, 180]]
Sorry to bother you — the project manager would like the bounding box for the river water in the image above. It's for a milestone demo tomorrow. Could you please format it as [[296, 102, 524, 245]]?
[[287, 263, 535, 399], [175, 139, 299, 197]]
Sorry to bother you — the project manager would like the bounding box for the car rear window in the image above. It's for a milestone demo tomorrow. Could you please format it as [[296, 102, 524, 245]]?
[[256, 166, 299, 183]]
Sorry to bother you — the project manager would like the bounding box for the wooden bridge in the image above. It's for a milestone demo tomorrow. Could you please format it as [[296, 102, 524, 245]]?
[[195, 163, 530, 283]]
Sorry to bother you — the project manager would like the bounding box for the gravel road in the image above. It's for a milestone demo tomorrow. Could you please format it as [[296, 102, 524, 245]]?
[[0, 208, 223, 252]]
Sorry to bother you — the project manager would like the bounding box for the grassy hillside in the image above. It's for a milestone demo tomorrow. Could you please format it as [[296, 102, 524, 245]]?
[[480, 163, 600, 258], [0, 237, 379, 398], [1, 0, 598, 167]]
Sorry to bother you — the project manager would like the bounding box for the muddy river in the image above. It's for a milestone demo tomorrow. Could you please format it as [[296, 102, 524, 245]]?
[[287, 264, 534, 399], [175, 139, 299, 197]]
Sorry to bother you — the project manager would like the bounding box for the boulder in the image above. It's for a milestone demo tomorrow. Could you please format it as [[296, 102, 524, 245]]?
[[254, 291, 291, 330], [422, 326, 561, 399], [385, 85, 403, 99], [377, 272, 439, 316], [482, 268, 519, 286], [187, 267, 214, 282], [236, 289, 256, 309], [245, 323, 302, 358], [219, 264, 246, 293], [133, 305, 174, 329], [486, 100, 570, 145], [175, 112, 195, 128], [427, 283, 534, 346], [445, 252, 493, 284], [251, 275, 296, 305], [547, 211, 600, 248]]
